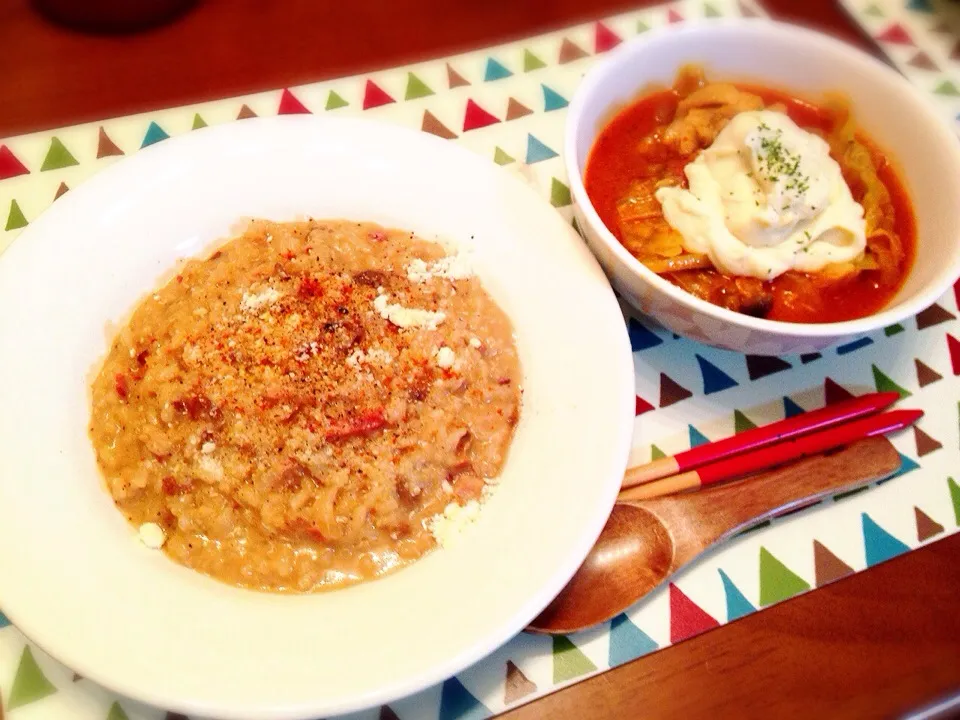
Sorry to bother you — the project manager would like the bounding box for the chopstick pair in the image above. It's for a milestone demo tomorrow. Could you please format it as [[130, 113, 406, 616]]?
[[619, 391, 921, 502]]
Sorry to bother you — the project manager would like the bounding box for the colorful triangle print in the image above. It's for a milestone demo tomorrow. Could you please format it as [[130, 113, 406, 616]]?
[[446, 63, 470, 88], [636, 395, 654, 416], [704, 2, 722, 17], [719, 569, 755, 620], [667, 9, 684, 22], [759, 547, 810, 606], [608, 613, 658, 665], [627, 317, 663, 350], [914, 507, 944, 541], [41, 137, 78, 171], [669, 583, 719, 642], [689, 425, 709, 447], [558, 38, 588, 63], [504, 660, 537, 704], [915, 359, 942, 387], [696, 354, 738, 394], [278, 88, 310, 114], [553, 635, 597, 683], [783, 396, 805, 418], [879, 452, 920, 485], [484, 58, 512, 81], [800, 352, 822, 364], [660, 373, 692, 407], [0, 145, 29, 179], [734, 409, 757, 433], [325, 91, 349, 110], [745, 354, 791, 380], [72, 672, 82, 682], [833, 485, 870, 501], [236, 104, 257, 120], [53, 182, 69, 200], [916, 303, 954, 329], [550, 178, 571, 207], [191, 113, 207, 129], [636, 20, 650, 32], [7, 646, 56, 709], [422, 111, 457, 139], [949, 477, 960, 525], [362, 81, 394, 110], [405, 72, 434, 100], [6, 199, 27, 231], [872, 364, 911, 398], [493, 146, 514, 165], [0, 609, 9, 627], [463, 99, 500, 131], [738, 0, 759, 17], [885, 323, 905, 336], [107, 702, 130, 720], [824, 377, 855, 405], [571, 216, 584, 238], [438, 677, 489, 720], [595, 22, 621, 52], [140, 122, 169, 148], [97, 128, 123, 160], [836, 337, 873, 355], [908, 51, 939, 71], [863, 2, 884, 17], [813, 540, 853, 586], [542, 84, 569, 111], [505, 97, 533, 121], [862, 513, 910, 565], [956, 278, 960, 310], [907, 0, 934, 12], [934, 80, 960, 96], [876, 23, 913, 44], [523, 48, 546, 72], [651, 444, 666, 460], [913, 425, 942, 456], [380, 706, 401, 720], [948, 334, 960, 375], [526, 134, 558, 163]]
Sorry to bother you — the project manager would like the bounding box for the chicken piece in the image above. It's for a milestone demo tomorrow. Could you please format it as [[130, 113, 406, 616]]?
[[663, 85, 765, 154]]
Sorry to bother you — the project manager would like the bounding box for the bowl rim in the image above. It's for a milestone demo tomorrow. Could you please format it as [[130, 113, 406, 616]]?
[[564, 17, 960, 339]]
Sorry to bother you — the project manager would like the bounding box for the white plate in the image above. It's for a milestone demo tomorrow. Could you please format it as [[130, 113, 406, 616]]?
[[0, 117, 634, 719]]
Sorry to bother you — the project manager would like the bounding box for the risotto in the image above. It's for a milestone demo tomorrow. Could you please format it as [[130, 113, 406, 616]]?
[[89, 220, 521, 592]]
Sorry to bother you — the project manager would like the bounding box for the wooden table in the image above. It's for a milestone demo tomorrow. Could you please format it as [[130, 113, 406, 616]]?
[[3, 0, 959, 717]]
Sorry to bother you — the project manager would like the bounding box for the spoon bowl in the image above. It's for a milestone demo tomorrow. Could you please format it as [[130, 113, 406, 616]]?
[[533, 504, 674, 634]]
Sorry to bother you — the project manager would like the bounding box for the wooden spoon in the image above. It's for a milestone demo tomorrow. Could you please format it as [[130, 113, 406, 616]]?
[[528, 436, 900, 634]]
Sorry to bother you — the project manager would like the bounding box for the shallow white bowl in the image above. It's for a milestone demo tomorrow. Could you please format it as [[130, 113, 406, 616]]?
[[0, 117, 634, 719], [566, 19, 960, 355]]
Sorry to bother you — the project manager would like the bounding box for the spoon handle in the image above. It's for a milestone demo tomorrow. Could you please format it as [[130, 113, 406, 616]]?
[[641, 436, 901, 564]]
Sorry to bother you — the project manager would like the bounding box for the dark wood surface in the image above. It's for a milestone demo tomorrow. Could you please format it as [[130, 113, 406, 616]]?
[[507, 533, 960, 720], [3, 0, 959, 717]]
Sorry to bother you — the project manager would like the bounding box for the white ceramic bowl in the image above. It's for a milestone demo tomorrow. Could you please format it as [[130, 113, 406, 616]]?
[[566, 19, 960, 355], [0, 116, 634, 719]]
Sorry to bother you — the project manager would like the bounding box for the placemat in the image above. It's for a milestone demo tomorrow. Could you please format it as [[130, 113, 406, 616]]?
[[840, 0, 960, 132], [3, 1, 959, 718]]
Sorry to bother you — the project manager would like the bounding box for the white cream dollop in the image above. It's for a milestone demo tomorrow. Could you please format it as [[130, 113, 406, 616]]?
[[655, 110, 866, 280]]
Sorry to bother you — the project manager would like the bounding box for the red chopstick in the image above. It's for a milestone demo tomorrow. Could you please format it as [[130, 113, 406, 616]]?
[[622, 391, 900, 490], [619, 408, 921, 501]]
